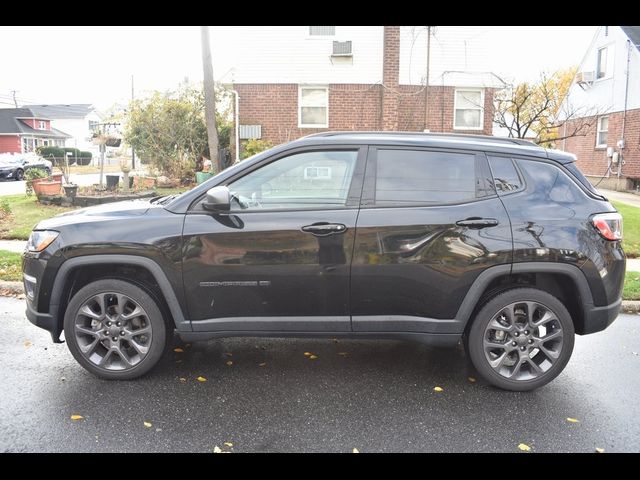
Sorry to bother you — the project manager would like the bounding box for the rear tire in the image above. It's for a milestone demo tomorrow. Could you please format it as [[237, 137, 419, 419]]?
[[15, 168, 24, 181], [467, 288, 575, 391], [64, 279, 168, 379]]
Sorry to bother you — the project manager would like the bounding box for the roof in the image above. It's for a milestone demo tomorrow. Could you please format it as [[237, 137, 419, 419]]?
[[21, 104, 95, 119], [0, 108, 71, 138], [621, 26, 640, 50]]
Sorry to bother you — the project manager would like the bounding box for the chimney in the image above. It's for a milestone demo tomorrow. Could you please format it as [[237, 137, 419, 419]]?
[[382, 26, 400, 131]]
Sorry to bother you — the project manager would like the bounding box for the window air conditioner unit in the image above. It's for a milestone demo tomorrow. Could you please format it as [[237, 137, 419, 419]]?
[[332, 41, 352, 57], [575, 71, 594, 85]]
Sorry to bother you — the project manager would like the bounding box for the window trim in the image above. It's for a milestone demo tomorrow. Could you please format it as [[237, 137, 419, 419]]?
[[361, 146, 496, 209], [453, 88, 484, 131], [298, 86, 329, 129], [596, 46, 608, 80], [596, 115, 609, 149]]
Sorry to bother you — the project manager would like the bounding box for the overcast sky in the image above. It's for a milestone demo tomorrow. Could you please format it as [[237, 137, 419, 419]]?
[[0, 26, 597, 111]]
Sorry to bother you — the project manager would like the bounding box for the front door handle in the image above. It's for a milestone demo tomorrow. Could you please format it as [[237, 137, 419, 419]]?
[[455, 217, 499, 229], [301, 223, 347, 236]]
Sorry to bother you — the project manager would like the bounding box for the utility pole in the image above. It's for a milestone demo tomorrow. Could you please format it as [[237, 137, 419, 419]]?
[[424, 26, 432, 132], [11, 90, 18, 107], [131, 75, 136, 170], [200, 26, 221, 173]]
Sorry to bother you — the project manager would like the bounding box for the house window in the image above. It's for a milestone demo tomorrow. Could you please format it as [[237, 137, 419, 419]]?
[[597, 47, 608, 79], [309, 26, 335, 36], [454, 89, 484, 130], [299, 86, 329, 128], [596, 116, 609, 148], [38, 121, 46, 130], [89, 120, 99, 132]]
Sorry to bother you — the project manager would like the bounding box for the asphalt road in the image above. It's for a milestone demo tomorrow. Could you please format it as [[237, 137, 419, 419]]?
[[1, 296, 639, 453]]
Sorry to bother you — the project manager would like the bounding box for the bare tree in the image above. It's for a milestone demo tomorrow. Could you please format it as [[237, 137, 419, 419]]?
[[494, 69, 606, 147], [201, 26, 220, 172]]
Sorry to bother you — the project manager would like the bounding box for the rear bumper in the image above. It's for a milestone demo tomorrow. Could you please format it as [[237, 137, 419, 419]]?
[[581, 297, 621, 335]]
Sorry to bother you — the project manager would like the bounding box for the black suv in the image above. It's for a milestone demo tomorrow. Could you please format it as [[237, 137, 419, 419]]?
[[23, 132, 625, 390]]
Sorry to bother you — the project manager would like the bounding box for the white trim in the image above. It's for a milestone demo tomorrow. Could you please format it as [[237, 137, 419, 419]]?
[[596, 115, 609, 148], [453, 88, 484, 130], [298, 85, 329, 129]]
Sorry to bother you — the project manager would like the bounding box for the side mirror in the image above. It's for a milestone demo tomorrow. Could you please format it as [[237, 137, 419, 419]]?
[[203, 186, 231, 212]]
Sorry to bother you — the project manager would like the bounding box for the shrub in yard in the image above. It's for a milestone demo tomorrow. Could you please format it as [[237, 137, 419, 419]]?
[[76, 151, 93, 166], [0, 198, 11, 221], [37, 146, 65, 158], [241, 139, 273, 160], [24, 168, 48, 196]]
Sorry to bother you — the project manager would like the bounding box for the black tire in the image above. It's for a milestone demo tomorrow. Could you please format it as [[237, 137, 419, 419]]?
[[45, 167, 52, 176], [15, 168, 24, 181], [467, 288, 575, 391], [63, 279, 168, 380]]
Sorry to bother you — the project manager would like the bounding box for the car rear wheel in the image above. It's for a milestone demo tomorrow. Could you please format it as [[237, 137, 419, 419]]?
[[467, 288, 575, 391], [15, 168, 24, 181], [63, 279, 168, 379]]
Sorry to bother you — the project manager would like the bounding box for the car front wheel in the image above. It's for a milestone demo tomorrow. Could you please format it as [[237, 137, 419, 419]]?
[[63, 279, 168, 379], [15, 168, 24, 181], [467, 288, 575, 391]]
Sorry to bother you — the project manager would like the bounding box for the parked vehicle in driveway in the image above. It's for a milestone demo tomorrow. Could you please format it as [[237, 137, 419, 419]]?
[[0, 153, 52, 180], [22, 132, 625, 390]]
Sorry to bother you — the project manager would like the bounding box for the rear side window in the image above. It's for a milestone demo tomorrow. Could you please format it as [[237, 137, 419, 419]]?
[[375, 149, 477, 205], [516, 159, 583, 204], [564, 162, 604, 198], [488, 156, 523, 193]]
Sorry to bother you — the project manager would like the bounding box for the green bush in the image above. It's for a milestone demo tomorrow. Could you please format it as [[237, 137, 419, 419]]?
[[24, 168, 48, 197], [37, 146, 65, 159], [241, 138, 273, 160], [76, 151, 92, 166], [0, 198, 11, 220]]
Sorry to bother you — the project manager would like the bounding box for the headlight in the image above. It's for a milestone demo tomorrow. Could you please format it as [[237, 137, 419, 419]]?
[[27, 230, 59, 252]]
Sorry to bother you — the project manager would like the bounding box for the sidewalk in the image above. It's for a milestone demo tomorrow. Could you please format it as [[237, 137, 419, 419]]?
[[601, 189, 640, 208], [0, 240, 26, 253]]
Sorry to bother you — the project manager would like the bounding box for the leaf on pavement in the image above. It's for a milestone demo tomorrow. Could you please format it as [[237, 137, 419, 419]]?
[[259, 363, 267, 367], [304, 352, 312, 357], [24, 341, 32, 347], [468, 377, 476, 383], [197, 376, 207, 382], [173, 347, 184, 353], [224, 442, 233, 447], [179, 377, 187, 382], [595, 447, 605, 453], [213, 446, 222, 453], [70, 415, 84, 421], [566, 417, 580, 423], [226, 360, 233, 366], [433, 386, 443, 392], [308, 355, 318, 360], [338, 352, 349, 357], [143, 421, 152, 428], [224, 352, 233, 357], [518, 443, 531, 452], [332, 338, 339, 343], [352, 448, 360, 453]]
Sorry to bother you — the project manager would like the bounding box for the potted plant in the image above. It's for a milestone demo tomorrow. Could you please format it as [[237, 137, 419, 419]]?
[[24, 168, 48, 197]]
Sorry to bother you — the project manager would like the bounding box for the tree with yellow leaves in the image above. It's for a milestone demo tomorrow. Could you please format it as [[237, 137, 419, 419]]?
[[494, 68, 604, 147]]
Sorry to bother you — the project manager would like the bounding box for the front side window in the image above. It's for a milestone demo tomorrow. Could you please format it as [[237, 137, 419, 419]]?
[[299, 86, 328, 128], [228, 150, 357, 210], [597, 47, 608, 79], [375, 149, 477, 205], [454, 89, 484, 130], [596, 116, 609, 147]]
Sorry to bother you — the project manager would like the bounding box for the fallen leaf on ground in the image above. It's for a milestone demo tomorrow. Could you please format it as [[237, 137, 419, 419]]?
[[518, 443, 531, 452], [304, 352, 312, 357], [179, 377, 187, 382], [338, 352, 349, 357], [595, 447, 605, 453], [224, 352, 233, 357], [259, 363, 267, 367], [24, 341, 32, 347], [226, 360, 233, 366], [566, 417, 580, 423], [352, 448, 360, 453], [308, 355, 318, 360], [173, 347, 184, 353], [197, 376, 207, 382], [224, 442, 233, 447], [175, 359, 183, 363], [213, 446, 222, 453], [70, 415, 84, 421], [143, 421, 152, 428], [468, 377, 476, 383], [433, 386, 443, 392]]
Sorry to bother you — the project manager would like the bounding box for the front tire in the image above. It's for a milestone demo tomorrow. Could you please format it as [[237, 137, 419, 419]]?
[[15, 168, 24, 181], [63, 279, 168, 379], [467, 288, 575, 391]]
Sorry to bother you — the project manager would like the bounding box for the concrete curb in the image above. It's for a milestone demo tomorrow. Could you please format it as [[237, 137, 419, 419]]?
[[1, 280, 639, 315]]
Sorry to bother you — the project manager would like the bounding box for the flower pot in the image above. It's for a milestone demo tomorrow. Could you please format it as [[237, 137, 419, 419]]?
[[34, 180, 62, 196], [196, 172, 215, 184], [51, 173, 63, 183], [133, 176, 156, 189], [63, 184, 78, 198]]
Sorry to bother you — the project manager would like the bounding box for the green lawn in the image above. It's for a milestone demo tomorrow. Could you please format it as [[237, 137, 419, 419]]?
[[0, 250, 22, 282], [612, 201, 640, 258], [623, 272, 640, 301], [0, 195, 76, 240]]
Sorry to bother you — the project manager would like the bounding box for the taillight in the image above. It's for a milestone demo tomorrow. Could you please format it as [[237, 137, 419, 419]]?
[[592, 212, 623, 241]]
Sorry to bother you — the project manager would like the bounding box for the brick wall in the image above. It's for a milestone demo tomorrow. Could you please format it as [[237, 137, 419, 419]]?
[[381, 26, 400, 131], [563, 108, 640, 181], [0, 135, 21, 154]]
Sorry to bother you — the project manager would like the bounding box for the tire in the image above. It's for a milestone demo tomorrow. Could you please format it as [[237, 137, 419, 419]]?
[[63, 279, 168, 380], [15, 168, 24, 181], [45, 167, 52, 176], [467, 288, 575, 391]]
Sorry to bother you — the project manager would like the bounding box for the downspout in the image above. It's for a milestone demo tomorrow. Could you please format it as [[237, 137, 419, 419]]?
[[231, 90, 240, 163], [617, 38, 631, 188]]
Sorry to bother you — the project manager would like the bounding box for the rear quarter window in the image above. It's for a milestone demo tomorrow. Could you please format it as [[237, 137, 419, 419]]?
[[516, 159, 583, 204]]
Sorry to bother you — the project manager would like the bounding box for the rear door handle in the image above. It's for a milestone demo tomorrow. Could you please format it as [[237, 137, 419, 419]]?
[[455, 217, 499, 229], [301, 223, 347, 236]]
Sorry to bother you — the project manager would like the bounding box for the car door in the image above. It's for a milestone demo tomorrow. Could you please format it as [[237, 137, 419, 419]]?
[[350, 146, 513, 334], [182, 146, 366, 333]]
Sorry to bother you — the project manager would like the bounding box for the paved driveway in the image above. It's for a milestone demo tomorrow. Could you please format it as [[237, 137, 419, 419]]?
[[0, 296, 638, 452]]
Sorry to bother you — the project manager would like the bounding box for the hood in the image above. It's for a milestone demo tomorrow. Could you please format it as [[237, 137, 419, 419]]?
[[36, 199, 157, 230]]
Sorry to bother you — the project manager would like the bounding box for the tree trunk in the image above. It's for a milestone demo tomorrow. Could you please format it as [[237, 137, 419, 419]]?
[[201, 26, 220, 173]]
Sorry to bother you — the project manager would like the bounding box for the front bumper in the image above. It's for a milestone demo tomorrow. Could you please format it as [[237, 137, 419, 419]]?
[[25, 298, 62, 343], [581, 297, 621, 335]]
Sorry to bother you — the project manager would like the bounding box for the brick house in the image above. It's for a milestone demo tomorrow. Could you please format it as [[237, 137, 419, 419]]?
[[0, 108, 70, 154], [559, 26, 640, 190], [227, 26, 505, 150]]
